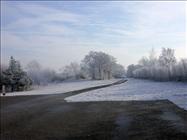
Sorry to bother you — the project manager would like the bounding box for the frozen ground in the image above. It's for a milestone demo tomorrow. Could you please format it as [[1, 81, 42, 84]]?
[[66, 79, 187, 110], [1, 79, 118, 96]]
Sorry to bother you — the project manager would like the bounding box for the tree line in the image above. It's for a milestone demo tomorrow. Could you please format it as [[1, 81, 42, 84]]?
[[1, 51, 125, 92], [2, 48, 185, 93], [126, 48, 187, 81]]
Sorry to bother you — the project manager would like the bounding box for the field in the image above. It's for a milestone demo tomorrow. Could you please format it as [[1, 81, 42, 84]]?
[[66, 78, 187, 110]]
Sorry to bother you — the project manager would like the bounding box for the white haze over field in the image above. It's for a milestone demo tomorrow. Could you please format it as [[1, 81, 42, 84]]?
[[1, 1, 186, 70]]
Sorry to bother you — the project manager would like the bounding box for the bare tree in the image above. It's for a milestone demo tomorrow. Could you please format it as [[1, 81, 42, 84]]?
[[159, 48, 176, 67], [82, 51, 116, 80], [62, 62, 81, 80], [26, 60, 57, 85], [26, 60, 42, 85], [127, 48, 187, 82]]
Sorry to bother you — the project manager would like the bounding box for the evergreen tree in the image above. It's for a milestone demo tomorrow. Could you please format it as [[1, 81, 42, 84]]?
[[1, 56, 32, 92]]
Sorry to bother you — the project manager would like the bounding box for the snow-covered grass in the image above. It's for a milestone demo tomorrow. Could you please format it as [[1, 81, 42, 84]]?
[[65, 78, 187, 110], [1, 79, 119, 96]]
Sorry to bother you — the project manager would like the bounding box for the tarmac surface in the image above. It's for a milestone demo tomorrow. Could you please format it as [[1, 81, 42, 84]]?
[[1, 92, 187, 140]]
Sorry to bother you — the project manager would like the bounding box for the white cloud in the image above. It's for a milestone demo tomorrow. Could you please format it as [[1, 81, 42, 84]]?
[[3, 3, 85, 31], [1, 1, 186, 70]]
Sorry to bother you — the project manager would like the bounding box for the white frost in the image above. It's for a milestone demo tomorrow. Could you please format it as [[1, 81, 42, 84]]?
[[65, 79, 187, 110], [1, 79, 118, 96]]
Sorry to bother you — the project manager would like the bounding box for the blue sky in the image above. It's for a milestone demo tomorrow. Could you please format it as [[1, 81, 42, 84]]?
[[1, 1, 186, 70]]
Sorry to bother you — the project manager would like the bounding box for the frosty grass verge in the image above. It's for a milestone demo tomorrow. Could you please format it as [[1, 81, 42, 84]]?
[[1, 79, 118, 96], [65, 78, 187, 110]]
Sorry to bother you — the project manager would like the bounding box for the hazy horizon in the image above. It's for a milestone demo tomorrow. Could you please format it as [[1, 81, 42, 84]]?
[[1, 1, 186, 70]]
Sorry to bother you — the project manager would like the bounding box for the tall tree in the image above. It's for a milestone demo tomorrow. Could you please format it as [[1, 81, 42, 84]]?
[[159, 48, 176, 67], [159, 48, 176, 80], [1, 56, 32, 92], [82, 51, 116, 80]]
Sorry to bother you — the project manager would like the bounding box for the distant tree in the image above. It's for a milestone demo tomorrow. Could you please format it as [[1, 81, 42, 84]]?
[[126, 64, 141, 78], [42, 69, 57, 83], [62, 62, 82, 80], [80, 63, 90, 79], [126, 47, 187, 82], [26, 60, 42, 85], [126, 64, 135, 78], [112, 64, 125, 78], [149, 48, 157, 66], [136, 49, 158, 79], [26, 60, 57, 85], [159, 48, 176, 67], [138, 56, 149, 66], [174, 59, 187, 81], [159, 48, 176, 80], [82, 51, 116, 80]]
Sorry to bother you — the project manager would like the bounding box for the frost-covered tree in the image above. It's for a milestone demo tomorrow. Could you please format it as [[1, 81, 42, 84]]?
[[126, 64, 141, 78], [1, 56, 32, 92], [149, 48, 157, 66], [26, 60, 57, 85], [158, 48, 176, 80], [159, 48, 176, 67], [26, 60, 42, 85], [42, 69, 57, 83], [62, 62, 82, 80], [82, 51, 116, 80], [173, 59, 187, 81], [80, 63, 90, 79], [126, 64, 134, 77], [136, 49, 158, 79], [139, 57, 149, 67], [112, 64, 125, 78], [126, 48, 187, 82]]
